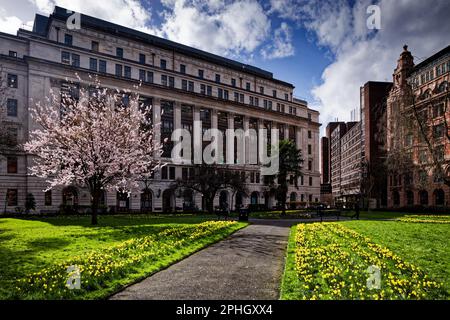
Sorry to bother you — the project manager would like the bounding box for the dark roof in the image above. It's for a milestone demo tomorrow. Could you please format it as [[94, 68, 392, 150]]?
[[32, 14, 49, 36], [33, 6, 294, 88], [413, 44, 450, 71]]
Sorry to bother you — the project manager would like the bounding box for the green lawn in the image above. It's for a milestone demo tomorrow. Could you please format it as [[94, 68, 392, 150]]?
[[281, 218, 450, 300], [0, 215, 246, 300]]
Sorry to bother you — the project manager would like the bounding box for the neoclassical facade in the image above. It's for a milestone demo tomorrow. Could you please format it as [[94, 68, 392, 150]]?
[[0, 6, 321, 214]]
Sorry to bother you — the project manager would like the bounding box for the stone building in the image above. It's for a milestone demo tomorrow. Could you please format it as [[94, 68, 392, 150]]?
[[0, 6, 320, 214], [386, 45, 450, 208]]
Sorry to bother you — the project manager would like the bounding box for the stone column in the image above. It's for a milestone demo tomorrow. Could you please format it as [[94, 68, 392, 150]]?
[[226, 112, 235, 164], [153, 98, 161, 160]]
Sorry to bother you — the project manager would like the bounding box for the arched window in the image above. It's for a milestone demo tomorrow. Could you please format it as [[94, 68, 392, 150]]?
[[406, 190, 414, 206], [419, 190, 429, 206], [434, 189, 445, 206], [62, 187, 78, 206]]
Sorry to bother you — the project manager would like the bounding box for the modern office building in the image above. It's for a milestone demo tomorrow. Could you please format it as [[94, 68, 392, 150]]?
[[0, 6, 321, 213]]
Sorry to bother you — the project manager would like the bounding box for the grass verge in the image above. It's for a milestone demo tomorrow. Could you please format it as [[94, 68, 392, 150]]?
[[0, 215, 246, 299]]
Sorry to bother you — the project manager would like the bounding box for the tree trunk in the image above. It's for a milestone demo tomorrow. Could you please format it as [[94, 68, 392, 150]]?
[[91, 190, 99, 225], [206, 197, 214, 214]]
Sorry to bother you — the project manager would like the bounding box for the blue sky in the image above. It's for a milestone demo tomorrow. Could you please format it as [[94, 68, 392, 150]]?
[[1, 0, 449, 135]]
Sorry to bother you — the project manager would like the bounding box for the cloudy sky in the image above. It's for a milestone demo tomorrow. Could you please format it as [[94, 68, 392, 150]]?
[[1, 0, 449, 135]]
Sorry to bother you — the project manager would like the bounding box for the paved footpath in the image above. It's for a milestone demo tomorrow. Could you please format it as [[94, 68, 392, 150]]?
[[110, 220, 295, 300]]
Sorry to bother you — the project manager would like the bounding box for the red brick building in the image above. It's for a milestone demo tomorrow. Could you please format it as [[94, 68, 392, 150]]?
[[386, 45, 450, 208]]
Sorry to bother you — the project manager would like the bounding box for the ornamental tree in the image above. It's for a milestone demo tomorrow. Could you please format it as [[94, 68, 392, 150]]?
[[24, 75, 162, 224]]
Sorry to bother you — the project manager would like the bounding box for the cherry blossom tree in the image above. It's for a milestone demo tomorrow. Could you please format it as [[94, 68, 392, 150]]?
[[24, 75, 162, 224]]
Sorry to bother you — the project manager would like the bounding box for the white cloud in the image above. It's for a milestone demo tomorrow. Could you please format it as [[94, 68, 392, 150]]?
[[261, 22, 294, 59], [27, 0, 158, 34], [159, 0, 271, 59], [271, 0, 450, 132], [0, 8, 33, 34]]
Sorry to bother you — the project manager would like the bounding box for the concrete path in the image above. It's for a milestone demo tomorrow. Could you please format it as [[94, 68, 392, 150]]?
[[110, 220, 294, 300]]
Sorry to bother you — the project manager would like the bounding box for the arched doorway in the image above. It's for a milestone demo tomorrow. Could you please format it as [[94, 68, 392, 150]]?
[[62, 187, 78, 206], [183, 189, 195, 211], [219, 190, 229, 210], [250, 191, 259, 205], [117, 191, 130, 212], [434, 189, 445, 206], [406, 190, 414, 206], [419, 190, 428, 206], [392, 191, 400, 207], [140, 189, 153, 212], [162, 189, 175, 213]]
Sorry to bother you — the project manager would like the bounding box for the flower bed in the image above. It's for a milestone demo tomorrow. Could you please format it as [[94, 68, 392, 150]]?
[[14, 221, 239, 299], [292, 223, 444, 300], [395, 215, 450, 224]]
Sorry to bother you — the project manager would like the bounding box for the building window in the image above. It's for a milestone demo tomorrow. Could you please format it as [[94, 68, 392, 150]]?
[[188, 81, 194, 92], [309, 177, 313, 186], [7, 156, 18, 173], [207, 85, 212, 96], [169, 76, 175, 88], [180, 64, 186, 74], [215, 74, 221, 83], [124, 66, 131, 79], [169, 167, 176, 180], [201, 84, 206, 95], [161, 166, 168, 180], [308, 130, 312, 139], [139, 69, 146, 82], [7, 99, 18, 117], [89, 58, 98, 71], [115, 64, 123, 77], [218, 88, 223, 99], [7, 189, 18, 206], [239, 94, 244, 103], [198, 69, 204, 79], [91, 41, 99, 52], [308, 160, 312, 171], [139, 53, 146, 64], [308, 113, 312, 121], [182, 79, 188, 91], [9, 51, 17, 57], [116, 47, 123, 58], [249, 96, 254, 106], [259, 86, 264, 94], [99, 60, 107, 73], [7, 74, 18, 88], [160, 59, 167, 69], [161, 75, 168, 86], [285, 93, 289, 101], [61, 51, 70, 64], [224, 90, 229, 100], [246, 82, 251, 91], [433, 124, 445, 139], [231, 78, 236, 87], [234, 92, 239, 102], [64, 34, 73, 46], [45, 190, 52, 206], [308, 144, 312, 155], [272, 90, 277, 98], [71, 54, 80, 67], [147, 71, 154, 83]]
